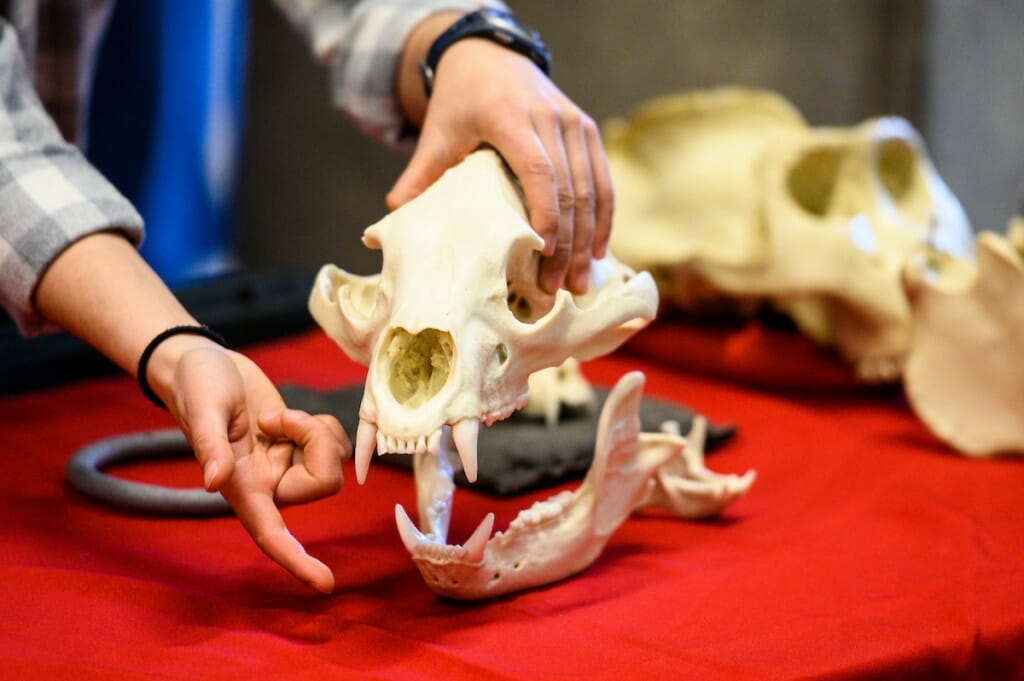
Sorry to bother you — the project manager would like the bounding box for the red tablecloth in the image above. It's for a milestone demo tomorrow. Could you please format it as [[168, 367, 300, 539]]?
[[1, 327, 1022, 679]]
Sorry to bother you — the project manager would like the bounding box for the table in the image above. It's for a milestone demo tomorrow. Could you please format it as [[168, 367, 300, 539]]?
[[1, 325, 1022, 679]]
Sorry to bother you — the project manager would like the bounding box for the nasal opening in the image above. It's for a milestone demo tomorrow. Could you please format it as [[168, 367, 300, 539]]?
[[381, 328, 455, 407]]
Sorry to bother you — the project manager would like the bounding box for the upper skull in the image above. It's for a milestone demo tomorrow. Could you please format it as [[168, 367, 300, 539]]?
[[310, 150, 658, 482]]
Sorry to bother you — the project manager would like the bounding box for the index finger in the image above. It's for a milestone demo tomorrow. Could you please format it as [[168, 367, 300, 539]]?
[[224, 486, 335, 593], [489, 123, 560, 256], [259, 410, 350, 504]]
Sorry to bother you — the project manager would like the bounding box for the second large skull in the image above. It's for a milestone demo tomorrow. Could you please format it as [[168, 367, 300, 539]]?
[[607, 88, 974, 380], [310, 150, 658, 483]]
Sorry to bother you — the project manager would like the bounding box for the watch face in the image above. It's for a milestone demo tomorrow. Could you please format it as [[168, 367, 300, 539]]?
[[482, 9, 541, 42]]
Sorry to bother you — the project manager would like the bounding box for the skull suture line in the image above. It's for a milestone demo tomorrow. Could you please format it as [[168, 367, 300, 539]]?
[[606, 88, 974, 381], [310, 149, 659, 484]]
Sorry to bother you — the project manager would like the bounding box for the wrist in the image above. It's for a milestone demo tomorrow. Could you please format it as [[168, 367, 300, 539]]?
[[397, 11, 462, 127], [139, 326, 231, 409]]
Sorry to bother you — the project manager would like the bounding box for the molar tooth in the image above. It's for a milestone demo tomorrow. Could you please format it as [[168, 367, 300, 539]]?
[[521, 509, 541, 525], [451, 419, 480, 483], [532, 499, 561, 521], [551, 490, 573, 507], [462, 513, 494, 563], [354, 419, 377, 485]]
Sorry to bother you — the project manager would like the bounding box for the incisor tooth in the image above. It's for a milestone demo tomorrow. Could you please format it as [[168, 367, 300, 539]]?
[[427, 429, 442, 456]]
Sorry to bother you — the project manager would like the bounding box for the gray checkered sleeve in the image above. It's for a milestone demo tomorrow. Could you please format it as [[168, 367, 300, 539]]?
[[272, 0, 508, 147], [0, 19, 142, 336]]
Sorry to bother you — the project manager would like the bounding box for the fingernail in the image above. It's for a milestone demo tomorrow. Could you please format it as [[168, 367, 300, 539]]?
[[543, 234, 556, 256], [545, 271, 562, 293], [203, 460, 219, 489], [573, 269, 590, 293]]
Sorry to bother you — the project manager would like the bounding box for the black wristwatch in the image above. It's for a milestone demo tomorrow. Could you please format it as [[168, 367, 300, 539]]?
[[419, 8, 551, 97]]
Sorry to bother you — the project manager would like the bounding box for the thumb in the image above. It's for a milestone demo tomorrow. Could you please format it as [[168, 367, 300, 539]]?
[[187, 407, 239, 492], [386, 132, 470, 211]]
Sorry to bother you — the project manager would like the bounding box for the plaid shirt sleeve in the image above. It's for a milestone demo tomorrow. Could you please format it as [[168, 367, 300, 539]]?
[[0, 18, 142, 336], [271, 0, 509, 147]]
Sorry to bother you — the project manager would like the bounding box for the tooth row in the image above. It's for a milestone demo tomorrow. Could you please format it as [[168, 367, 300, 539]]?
[[506, 490, 573, 532], [371, 428, 445, 457], [482, 392, 530, 427], [375, 432, 428, 455]]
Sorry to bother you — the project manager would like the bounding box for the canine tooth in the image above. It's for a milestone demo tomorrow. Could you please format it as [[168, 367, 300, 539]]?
[[462, 513, 494, 563], [354, 419, 377, 485], [451, 419, 479, 483], [395, 504, 428, 554]]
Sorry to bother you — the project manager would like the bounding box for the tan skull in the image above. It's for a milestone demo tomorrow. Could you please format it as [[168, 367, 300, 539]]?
[[902, 215, 1024, 457], [310, 150, 659, 483], [607, 88, 973, 381]]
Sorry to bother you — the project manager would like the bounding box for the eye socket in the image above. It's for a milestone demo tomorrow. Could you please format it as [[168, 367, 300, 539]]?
[[875, 138, 917, 203], [786, 147, 842, 216]]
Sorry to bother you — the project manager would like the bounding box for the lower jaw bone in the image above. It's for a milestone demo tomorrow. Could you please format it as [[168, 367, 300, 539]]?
[[394, 371, 756, 600]]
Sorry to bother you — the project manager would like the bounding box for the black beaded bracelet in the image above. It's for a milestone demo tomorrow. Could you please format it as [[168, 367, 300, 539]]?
[[137, 325, 230, 409]]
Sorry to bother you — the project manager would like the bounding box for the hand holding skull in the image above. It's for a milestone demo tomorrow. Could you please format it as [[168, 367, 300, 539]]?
[[388, 16, 613, 296]]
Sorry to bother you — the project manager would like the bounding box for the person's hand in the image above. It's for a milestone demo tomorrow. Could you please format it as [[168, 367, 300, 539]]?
[[388, 38, 613, 296], [157, 342, 350, 593]]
